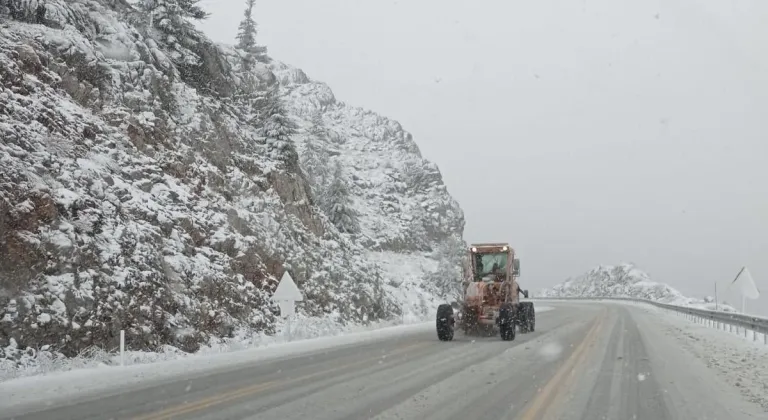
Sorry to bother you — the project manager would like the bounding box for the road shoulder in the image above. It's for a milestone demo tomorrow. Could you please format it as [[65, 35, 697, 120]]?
[[630, 304, 766, 419]]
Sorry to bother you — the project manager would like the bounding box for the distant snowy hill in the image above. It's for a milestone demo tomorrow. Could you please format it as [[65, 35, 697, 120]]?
[[540, 264, 737, 312], [0, 0, 464, 370]]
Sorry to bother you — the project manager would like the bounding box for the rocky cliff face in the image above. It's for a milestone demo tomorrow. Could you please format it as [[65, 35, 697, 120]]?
[[0, 0, 464, 366], [273, 62, 464, 253]]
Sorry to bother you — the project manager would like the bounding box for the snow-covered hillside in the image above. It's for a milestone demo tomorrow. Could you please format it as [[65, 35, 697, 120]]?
[[541, 263, 737, 312], [0, 0, 464, 372]]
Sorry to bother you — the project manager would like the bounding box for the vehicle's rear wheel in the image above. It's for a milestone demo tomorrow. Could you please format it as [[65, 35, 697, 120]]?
[[436, 304, 454, 341], [518, 302, 534, 333]]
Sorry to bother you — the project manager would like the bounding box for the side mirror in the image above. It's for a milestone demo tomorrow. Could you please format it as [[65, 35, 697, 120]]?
[[513, 258, 521, 276], [522, 289, 529, 299]]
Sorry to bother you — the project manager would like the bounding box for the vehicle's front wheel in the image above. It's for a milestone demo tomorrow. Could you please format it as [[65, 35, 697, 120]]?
[[436, 304, 454, 341], [499, 303, 516, 341]]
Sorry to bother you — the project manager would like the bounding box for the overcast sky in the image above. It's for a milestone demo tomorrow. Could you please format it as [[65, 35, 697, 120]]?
[[198, 0, 768, 314]]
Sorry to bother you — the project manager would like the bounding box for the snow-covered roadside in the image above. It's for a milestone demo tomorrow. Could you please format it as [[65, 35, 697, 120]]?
[[0, 319, 432, 411], [0, 309, 435, 382], [642, 304, 768, 411], [0, 251, 444, 410], [0, 316, 426, 383], [0, 251, 441, 382]]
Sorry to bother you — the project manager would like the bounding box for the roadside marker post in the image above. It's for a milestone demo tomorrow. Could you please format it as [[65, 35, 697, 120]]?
[[273, 271, 304, 341], [120, 330, 125, 366]]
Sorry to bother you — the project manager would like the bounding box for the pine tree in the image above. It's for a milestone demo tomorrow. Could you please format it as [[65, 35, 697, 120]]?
[[235, 0, 268, 69], [428, 236, 466, 299], [309, 111, 327, 140], [301, 111, 330, 188], [145, 0, 208, 65], [2, 0, 44, 22], [324, 162, 359, 234], [257, 87, 298, 159], [302, 140, 329, 190]]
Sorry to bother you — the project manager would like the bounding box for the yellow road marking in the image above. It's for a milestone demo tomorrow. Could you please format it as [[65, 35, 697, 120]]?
[[132, 341, 431, 420], [132, 381, 278, 420], [519, 310, 607, 420], [541, 310, 608, 419]]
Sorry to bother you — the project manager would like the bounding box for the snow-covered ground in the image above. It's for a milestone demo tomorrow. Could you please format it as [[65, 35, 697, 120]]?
[[368, 251, 444, 321], [641, 303, 768, 411], [0, 307, 434, 383]]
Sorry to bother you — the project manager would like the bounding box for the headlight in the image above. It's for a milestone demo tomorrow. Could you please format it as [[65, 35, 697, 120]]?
[[471, 247, 477, 252], [501, 246, 508, 251]]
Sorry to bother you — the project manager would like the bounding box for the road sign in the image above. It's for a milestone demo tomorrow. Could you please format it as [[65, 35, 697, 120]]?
[[273, 271, 303, 318], [730, 266, 760, 313]]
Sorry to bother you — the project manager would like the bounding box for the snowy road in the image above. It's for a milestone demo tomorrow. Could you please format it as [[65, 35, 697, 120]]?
[[3, 303, 764, 420]]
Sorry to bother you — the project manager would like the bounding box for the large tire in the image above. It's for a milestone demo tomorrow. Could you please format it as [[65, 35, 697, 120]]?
[[529, 308, 536, 332], [499, 303, 516, 341], [519, 302, 535, 333], [436, 304, 454, 341]]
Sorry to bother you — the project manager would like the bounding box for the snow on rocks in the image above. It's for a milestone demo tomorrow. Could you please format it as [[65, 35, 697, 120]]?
[[0, 0, 464, 380], [540, 263, 738, 312]]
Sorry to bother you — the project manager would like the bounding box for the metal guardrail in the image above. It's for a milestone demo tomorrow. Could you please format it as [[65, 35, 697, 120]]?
[[532, 296, 768, 344]]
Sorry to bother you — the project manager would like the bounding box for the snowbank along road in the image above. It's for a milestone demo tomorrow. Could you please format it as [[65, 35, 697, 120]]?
[[1, 302, 764, 420]]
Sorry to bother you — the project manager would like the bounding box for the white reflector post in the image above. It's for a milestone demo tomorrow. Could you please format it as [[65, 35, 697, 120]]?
[[120, 330, 125, 366]]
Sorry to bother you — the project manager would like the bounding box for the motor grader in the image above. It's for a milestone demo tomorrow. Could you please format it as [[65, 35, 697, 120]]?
[[436, 243, 534, 341]]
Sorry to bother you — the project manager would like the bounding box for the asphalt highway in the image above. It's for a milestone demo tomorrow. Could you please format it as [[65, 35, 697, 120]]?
[[3, 302, 763, 420]]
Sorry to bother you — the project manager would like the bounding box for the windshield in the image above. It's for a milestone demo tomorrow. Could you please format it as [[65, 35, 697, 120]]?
[[474, 252, 508, 281]]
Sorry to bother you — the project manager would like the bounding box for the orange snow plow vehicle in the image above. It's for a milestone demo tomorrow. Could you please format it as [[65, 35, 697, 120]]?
[[436, 243, 534, 341]]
